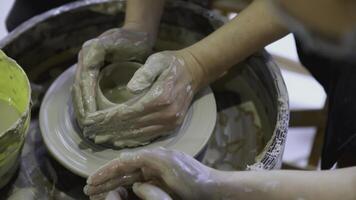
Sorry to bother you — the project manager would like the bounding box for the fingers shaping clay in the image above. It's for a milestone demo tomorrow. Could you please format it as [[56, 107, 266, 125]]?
[[79, 61, 160, 148], [96, 62, 142, 110]]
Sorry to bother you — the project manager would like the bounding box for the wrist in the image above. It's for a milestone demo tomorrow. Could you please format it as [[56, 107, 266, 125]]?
[[123, 21, 158, 46], [175, 49, 207, 93], [212, 170, 253, 199], [192, 168, 226, 200]]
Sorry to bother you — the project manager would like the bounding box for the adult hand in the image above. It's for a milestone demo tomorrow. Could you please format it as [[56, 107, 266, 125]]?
[[132, 183, 172, 200], [88, 183, 172, 200], [84, 148, 219, 200], [72, 28, 152, 128], [80, 50, 206, 147]]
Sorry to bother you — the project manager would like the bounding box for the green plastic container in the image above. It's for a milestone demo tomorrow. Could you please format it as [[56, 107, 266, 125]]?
[[0, 50, 31, 188]]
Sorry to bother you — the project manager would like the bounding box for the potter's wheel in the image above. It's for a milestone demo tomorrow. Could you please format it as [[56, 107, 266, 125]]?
[[39, 66, 216, 177]]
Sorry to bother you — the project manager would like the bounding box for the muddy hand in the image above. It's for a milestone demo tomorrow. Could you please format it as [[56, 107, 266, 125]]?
[[81, 50, 203, 145], [84, 148, 220, 200], [132, 183, 172, 200], [126, 50, 205, 131], [87, 183, 171, 200], [72, 28, 152, 128]]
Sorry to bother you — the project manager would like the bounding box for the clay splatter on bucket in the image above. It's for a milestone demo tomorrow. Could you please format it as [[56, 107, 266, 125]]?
[[0, 99, 20, 134]]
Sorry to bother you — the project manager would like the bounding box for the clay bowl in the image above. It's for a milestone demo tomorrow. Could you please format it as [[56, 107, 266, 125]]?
[[96, 62, 143, 110]]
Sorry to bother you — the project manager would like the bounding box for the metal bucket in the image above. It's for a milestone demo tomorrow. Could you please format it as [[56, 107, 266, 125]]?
[[0, 0, 288, 198]]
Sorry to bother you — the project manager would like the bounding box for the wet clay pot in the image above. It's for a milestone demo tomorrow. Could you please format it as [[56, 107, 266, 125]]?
[[96, 62, 143, 110]]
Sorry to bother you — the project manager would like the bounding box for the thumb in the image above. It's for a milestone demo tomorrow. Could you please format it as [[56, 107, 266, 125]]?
[[105, 187, 128, 200], [132, 182, 172, 200], [127, 52, 172, 93]]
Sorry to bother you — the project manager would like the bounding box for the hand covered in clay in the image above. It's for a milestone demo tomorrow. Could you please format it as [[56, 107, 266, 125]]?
[[72, 28, 152, 128], [80, 50, 204, 147], [96, 183, 172, 200], [84, 148, 219, 200]]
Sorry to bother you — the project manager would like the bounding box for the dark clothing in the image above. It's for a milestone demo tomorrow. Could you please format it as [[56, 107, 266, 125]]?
[[295, 38, 356, 169], [6, 0, 210, 32]]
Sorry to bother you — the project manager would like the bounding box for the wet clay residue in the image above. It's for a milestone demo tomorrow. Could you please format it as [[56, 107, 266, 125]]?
[[0, 99, 20, 133]]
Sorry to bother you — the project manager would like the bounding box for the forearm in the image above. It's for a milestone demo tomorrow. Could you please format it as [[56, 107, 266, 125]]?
[[123, 0, 165, 43], [181, 0, 289, 91], [213, 167, 356, 200]]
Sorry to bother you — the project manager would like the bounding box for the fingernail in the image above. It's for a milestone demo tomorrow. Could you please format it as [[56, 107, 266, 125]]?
[[127, 83, 139, 93], [133, 182, 142, 188], [87, 177, 93, 184], [83, 185, 89, 195]]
